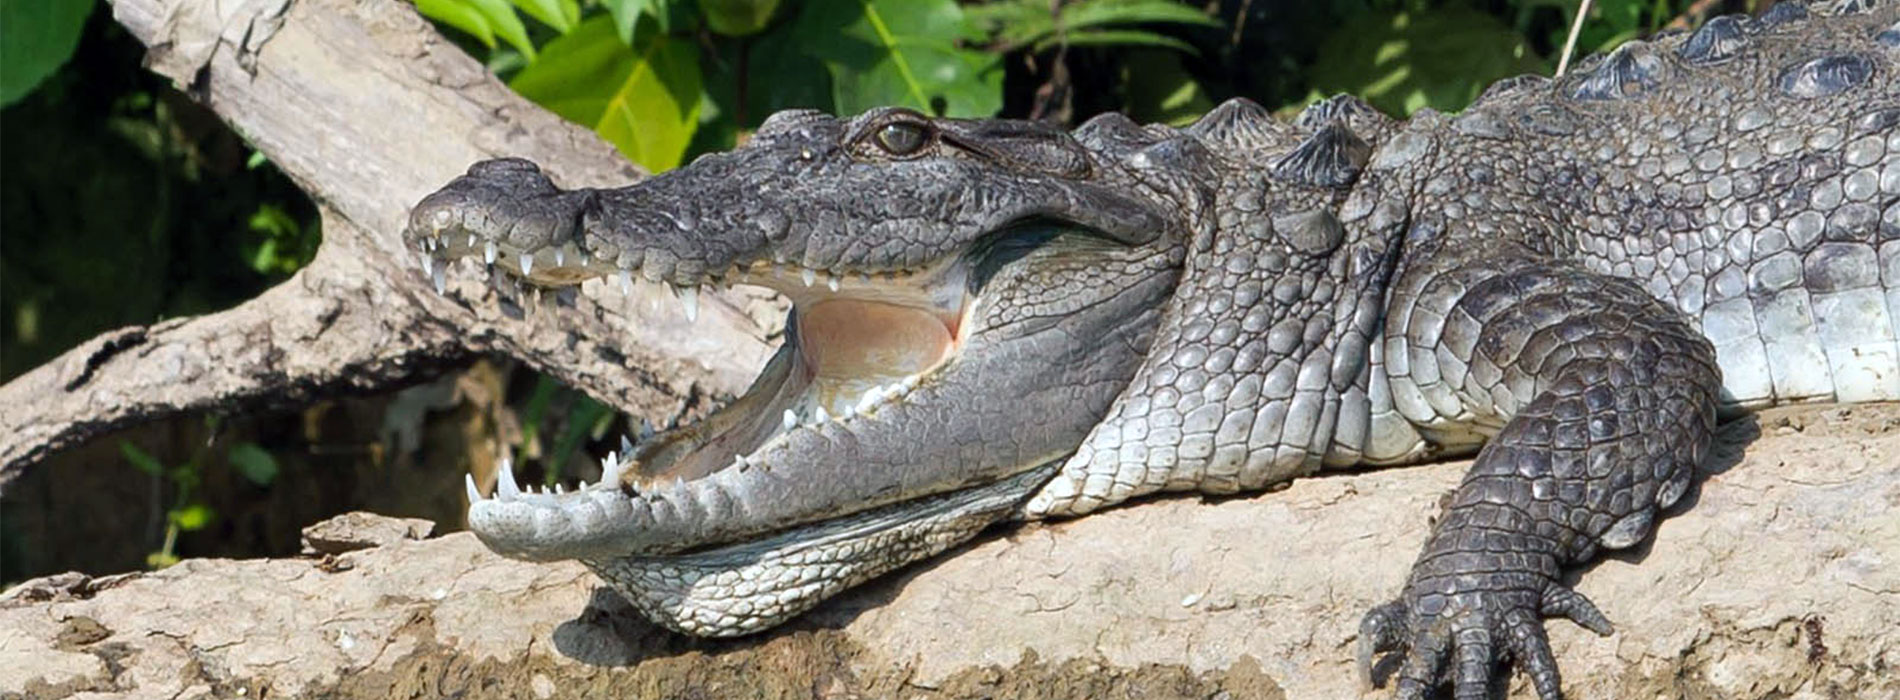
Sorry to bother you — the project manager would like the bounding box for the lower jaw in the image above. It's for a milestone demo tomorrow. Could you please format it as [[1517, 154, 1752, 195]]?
[[583, 463, 1058, 637]]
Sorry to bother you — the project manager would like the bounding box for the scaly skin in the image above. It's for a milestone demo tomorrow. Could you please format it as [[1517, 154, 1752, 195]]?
[[406, 2, 1898, 696]]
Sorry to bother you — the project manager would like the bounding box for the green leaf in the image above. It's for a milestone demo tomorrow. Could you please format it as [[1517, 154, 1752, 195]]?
[[510, 0, 578, 33], [0, 0, 96, 107], [1035, 28, 1197, 55], [415, 0, 498, 49], [601, 0, 650, 44], [548, 396, 612, 482], [963, 1, 1050, 47], [227, 443, 280, 486], [699, 21, 831, 139], [696, 0, 781, 36], [1309, 6, 1545, 116], [1122, 49, 1212, 126], [970, 0, 1215, 53], [791, 0, 1001, 118], [510, 15, 703, 173], [1060, 0, 1218, 32], [146, 551, 181, 568], [468, 0, 537, 59], [120, 441, 164, 477], [415, 0, 537, 59], [169, 504, 216, 532]]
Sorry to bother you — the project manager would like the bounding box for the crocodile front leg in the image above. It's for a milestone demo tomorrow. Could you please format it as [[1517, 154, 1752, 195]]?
[[1361, 244, 1720, 698]]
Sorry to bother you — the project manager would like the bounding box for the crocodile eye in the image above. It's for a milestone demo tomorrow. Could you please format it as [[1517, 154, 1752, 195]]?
[[875, 122, 928, 155]]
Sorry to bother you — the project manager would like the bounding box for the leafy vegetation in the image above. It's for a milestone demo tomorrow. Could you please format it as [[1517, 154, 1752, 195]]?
[[0, 0, 96, 106], [120, 420, 281, 568]]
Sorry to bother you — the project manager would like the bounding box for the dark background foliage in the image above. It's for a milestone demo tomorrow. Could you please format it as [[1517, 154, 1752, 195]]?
[[1, 0, 1740, 584]]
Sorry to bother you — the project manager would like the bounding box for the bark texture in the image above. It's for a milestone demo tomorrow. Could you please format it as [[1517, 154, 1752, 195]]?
[[0, 0, 780, 481], [4, 403, 1896, 699]]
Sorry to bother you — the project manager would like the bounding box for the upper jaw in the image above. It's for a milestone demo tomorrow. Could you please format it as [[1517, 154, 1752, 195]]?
[[406, 148, 1175, 296]]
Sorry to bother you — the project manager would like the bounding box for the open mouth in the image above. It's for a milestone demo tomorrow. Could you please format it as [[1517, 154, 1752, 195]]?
[[439, 220, 1069, 560], [604, 252, 973, 491]]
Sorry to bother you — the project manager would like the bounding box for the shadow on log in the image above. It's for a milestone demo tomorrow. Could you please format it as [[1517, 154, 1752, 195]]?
[[4, 403, 1897, 698]]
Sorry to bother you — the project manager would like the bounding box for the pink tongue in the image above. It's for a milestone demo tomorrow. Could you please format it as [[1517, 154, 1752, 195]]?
[[798, 300, 953, 382]]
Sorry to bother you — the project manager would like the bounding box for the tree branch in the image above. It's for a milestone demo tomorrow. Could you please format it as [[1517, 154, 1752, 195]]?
[[0, 0, 780, 483], [6, 406, 1897, 697]]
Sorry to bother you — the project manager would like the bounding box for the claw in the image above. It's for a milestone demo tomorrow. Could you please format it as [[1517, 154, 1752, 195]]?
[[1358, 600, 1407, 689], [1541, 584, 1613, 636], [1505, 608, 1564, 700]]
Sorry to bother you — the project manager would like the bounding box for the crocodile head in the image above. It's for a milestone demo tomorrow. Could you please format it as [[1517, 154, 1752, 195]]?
[[406, 107, 1190, 635]]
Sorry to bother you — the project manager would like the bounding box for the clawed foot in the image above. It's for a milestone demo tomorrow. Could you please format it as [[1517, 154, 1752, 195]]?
[[1358, 579, 1612, 699]]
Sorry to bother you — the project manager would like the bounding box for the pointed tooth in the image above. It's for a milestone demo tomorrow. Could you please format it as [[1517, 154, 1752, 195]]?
[[620, 433, 635, 454], [555, 247, 566, 267], [827, 274, 841, 292], [431, 263, 447, 294], [577, 480, 588, 490], [639, 419, 656, 441], [732, 454, 746, 470], [602, 453, 626, 484], [520, 253, 534, 276], [465, 473, 483, 503], [678, 285, 699, 322], [484, 241, 498, 265], [815, 406, 830, 424], [782, 409, 797, 431], [421, 254, 434, 276], [497, 457, 522, 501], [618, 269, 634, 295], [554, 483, 565, 494], [802, 268, 816, 286]]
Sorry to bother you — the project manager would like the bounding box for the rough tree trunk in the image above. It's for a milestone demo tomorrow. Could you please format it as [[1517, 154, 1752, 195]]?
[[1, 1, 1895, 699], [0, 0, 780, 482]]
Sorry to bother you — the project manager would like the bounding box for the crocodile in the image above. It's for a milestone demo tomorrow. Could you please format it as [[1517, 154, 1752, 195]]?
[[404, 2, 1899, 696]]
